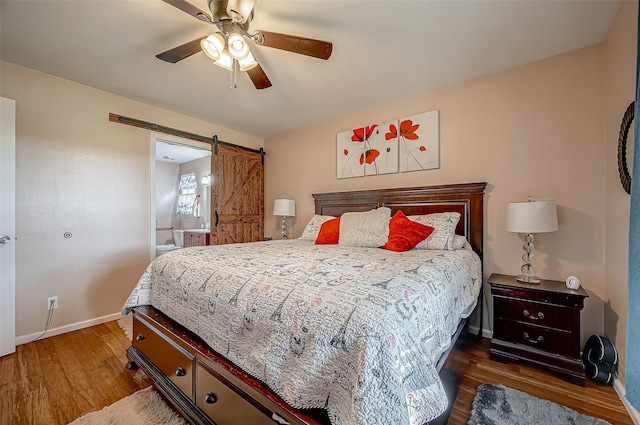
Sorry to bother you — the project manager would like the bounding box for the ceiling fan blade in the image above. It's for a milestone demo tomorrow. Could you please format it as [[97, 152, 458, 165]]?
[[156, 37, 205, 63], [246, 63, 272, 90], [254, 31, 332, 60], [162, 0, 212, 23]]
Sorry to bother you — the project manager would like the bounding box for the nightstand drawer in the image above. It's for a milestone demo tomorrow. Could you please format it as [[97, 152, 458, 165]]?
[[494, 298, 573, 331], [494, 320, 579, 358]]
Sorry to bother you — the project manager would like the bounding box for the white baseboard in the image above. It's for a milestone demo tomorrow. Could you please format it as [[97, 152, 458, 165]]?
[[614, 379, 640, 425], [465, 324, 492, 339], [15, 312, 123, 346]]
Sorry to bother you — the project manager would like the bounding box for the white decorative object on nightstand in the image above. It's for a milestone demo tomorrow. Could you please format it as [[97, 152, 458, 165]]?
[[566, 275, 581, 290]]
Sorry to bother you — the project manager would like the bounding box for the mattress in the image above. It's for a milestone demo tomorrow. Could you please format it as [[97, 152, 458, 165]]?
[[123, 239, 482, 425]]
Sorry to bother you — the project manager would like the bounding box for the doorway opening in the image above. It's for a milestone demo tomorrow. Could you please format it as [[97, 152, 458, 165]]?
[[150, 133, 211, 260]]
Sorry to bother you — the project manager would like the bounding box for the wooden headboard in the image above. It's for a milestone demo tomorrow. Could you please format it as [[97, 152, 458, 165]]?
[[312, 182, 487, 259]]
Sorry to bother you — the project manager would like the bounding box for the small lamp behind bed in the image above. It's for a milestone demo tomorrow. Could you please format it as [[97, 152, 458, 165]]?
[[506, 198, 558, 283], [273, 199, 296, 239]]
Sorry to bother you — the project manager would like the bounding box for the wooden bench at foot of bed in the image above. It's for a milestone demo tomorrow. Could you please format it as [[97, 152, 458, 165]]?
[[127, 305, 331, 425]]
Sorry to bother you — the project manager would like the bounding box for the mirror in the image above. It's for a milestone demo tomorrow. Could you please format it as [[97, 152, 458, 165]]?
[[618, 101, 635, 194]]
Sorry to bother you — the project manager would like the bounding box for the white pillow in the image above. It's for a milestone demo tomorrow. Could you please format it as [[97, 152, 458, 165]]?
[[409, 212, 461, 250], [338, 207, 391, 247], [299, 215, 335, 240], [452, 234, 468, 250]]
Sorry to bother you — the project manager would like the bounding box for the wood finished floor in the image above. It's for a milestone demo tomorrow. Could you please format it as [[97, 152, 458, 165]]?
[[443, 335, 634, 425], [0, 322, 633, 425]]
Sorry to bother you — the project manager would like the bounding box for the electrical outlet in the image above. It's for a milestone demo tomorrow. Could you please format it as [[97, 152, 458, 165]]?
[[47, 296, 58, 310]]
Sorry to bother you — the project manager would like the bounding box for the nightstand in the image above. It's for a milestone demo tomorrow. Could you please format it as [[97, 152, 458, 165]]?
[[488, 273, 589, 386]]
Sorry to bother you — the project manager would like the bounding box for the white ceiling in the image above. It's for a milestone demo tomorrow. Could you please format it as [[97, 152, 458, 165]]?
[[0, 0, 621, 140], [156, 140, 211, 163]]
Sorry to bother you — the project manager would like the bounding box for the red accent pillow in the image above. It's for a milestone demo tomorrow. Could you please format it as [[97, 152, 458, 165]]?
[[315, 217, 341, 244], [382, 211, 435, 252]]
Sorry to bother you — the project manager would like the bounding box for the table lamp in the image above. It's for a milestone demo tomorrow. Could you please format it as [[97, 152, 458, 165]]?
[[273, 199, 296, 239], [506, 198, 558, 283]]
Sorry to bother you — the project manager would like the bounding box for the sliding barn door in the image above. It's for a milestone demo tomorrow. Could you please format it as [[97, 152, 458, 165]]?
[[210, 145, 264, 244]]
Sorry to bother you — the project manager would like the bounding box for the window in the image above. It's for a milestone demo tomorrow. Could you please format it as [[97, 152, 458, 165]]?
[[176, 173, 197, 216]]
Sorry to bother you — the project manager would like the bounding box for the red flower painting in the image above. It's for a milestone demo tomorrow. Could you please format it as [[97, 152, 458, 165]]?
[[359, 149, 380, 165], [339, 124, 385, 177], [351, 125, 378, 143], [338, 112, 438, 178], [385, 119, 420, 141], [351, 125, 380, 166], [394, 111, 439, 172]]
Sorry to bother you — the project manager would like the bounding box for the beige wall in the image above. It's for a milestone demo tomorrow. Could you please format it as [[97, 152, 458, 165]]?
[[0, 61, 263, 338], [265, 45, 607, 345], [603, 0, 637, 387]]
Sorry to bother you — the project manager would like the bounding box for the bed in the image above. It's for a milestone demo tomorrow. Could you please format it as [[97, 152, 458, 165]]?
[[123, 182, 486, 425]]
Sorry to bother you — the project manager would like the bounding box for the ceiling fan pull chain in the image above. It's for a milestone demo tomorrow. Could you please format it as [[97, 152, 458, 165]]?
[[234, 59, 238, 88], [230, 59, 238, 90]]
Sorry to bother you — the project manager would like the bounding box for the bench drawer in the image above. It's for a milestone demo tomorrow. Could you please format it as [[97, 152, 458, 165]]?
[[133, 315, 195, 399], [196, 361, 276, 425]]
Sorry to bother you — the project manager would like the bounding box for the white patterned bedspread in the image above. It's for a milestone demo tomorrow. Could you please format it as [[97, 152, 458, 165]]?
[[122, 239, 481, 425]]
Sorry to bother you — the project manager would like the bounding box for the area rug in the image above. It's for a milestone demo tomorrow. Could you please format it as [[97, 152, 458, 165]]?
[[117, 314, 132, 340], [468, 383, 611, 425], [68, 387, 186, 425]]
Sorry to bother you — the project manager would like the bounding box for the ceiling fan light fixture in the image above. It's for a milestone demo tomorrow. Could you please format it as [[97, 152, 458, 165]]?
[[238, 52, 258, 71], [201, 32, 225, 61], [157, 0, 332, 89], [213, 50, 234, 71], [227, 32, 250, 60]]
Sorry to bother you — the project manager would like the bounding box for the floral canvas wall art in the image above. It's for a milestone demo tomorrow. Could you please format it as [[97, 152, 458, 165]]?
[[337, 110, 439, 179], [398, 110, 439, 172]]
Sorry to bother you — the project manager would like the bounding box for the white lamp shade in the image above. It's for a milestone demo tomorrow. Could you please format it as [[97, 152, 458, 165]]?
[[238, 52, 258, 71], [228, 32, 250, 60], [201, 33, 225, 61], [273, 199, 295, 217], [225, 0, 255, 24], [506, 200, 558, 233], [212, 50, 233, 71]]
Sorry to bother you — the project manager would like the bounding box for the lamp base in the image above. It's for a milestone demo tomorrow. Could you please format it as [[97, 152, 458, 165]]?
[[517, 233, 540, 284], [516, 274, 541, 284], [281, 216, 288, 239]]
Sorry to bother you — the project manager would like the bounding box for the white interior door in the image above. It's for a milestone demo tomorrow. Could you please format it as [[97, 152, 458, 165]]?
[[0, 97, 16, 356]]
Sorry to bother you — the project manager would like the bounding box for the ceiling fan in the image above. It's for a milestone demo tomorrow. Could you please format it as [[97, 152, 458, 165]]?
[[156, 0, 333, 89]]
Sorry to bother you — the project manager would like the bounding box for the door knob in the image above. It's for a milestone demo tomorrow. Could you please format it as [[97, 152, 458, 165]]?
[[0, 236, 10, 244]]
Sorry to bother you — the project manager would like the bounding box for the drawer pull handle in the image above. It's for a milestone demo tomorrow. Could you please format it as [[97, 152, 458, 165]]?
[[523, 332, 544, 344], [204, 392, 217, 404], [522, 310, 544, 320], [175, 367, 187, 377], [135, 334, 145, 341]]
